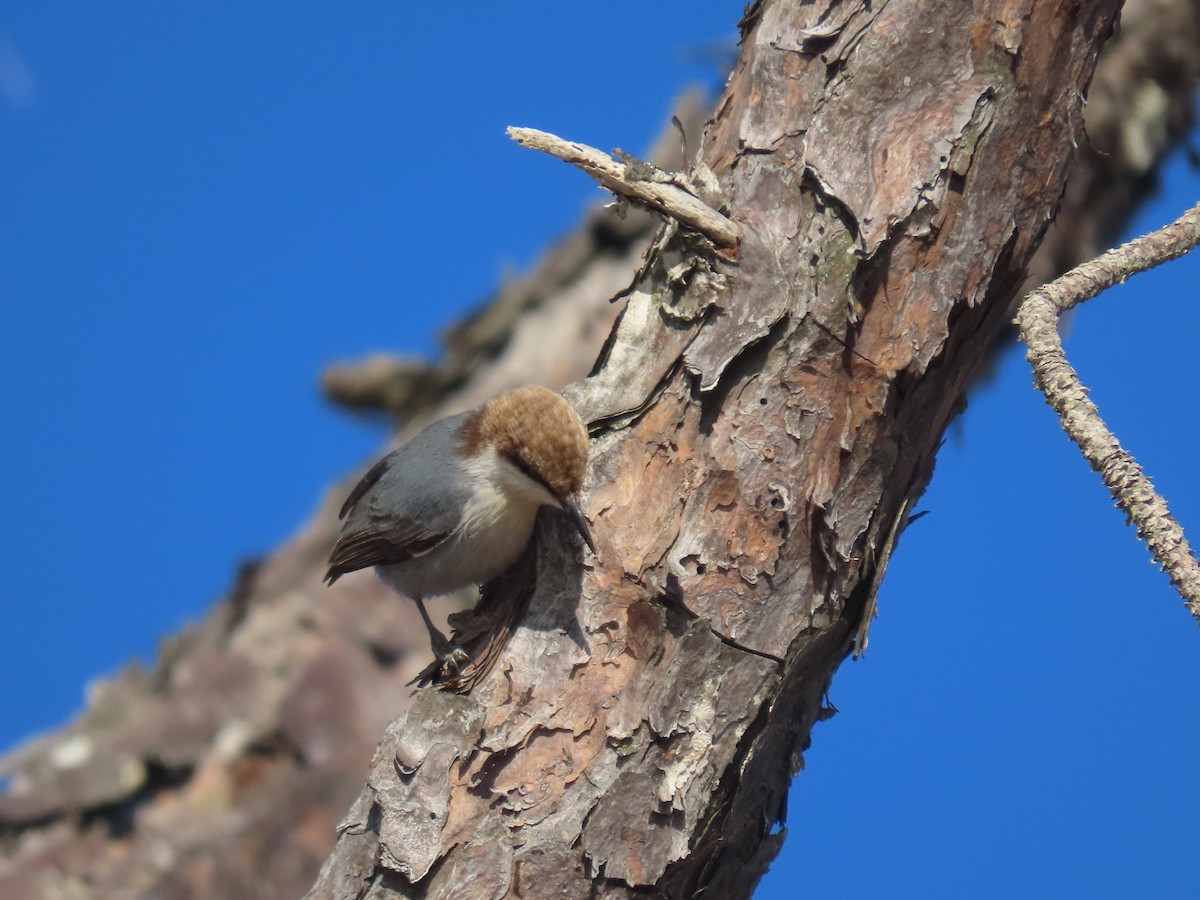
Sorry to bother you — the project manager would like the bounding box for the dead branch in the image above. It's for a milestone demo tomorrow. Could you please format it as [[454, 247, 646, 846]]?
[[1015, 201, 1200, 622], [507, 126, 741, 248]]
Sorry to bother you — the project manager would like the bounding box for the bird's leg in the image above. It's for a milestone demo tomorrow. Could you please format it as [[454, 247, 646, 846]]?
[[413, 596, 471, 674]]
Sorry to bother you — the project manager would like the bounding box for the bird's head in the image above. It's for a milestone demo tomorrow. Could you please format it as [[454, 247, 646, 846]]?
[[462, 385, 596, 553]]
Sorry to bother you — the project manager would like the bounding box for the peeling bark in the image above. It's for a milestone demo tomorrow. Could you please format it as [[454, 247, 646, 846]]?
[[310, 1, 1127, 897], [2, 2, 1198, 898]]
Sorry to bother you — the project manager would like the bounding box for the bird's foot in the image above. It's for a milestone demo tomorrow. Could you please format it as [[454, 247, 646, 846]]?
[[435, 640, 472, 675], [427, 624, 469, 670], [409, 633, 474, 688]]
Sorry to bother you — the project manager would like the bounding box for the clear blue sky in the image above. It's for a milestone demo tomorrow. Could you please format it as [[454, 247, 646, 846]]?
[[2, 6, 1198, 898]]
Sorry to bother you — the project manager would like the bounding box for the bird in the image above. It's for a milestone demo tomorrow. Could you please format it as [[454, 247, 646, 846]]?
[[325, 385, 595, 672]]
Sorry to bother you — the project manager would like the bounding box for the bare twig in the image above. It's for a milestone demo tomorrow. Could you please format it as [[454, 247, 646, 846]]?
[[507, 126, 741, 248], [1015, 201, 1200, 623]]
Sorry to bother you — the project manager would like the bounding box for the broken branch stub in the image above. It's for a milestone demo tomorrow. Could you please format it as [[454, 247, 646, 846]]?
[[507, 126, 741, 249]]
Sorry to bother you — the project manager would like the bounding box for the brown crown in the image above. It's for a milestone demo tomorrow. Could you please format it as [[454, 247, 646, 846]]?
[[461, 386, 589, 498]]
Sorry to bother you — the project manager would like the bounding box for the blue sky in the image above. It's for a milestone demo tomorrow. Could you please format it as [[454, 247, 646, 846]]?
[[2, 6, 1198, 898]]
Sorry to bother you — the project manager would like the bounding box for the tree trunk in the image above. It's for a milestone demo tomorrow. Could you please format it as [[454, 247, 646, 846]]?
[[309, 1, 1124, 897], [3, 1, 1197, 898]]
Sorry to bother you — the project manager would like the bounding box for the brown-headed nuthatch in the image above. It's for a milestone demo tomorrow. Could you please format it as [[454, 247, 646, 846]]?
[[326, 385, 595, 670]]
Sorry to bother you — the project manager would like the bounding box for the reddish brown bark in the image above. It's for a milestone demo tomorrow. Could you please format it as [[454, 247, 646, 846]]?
[[2, 2, 1198, 898], [310, 2, 1127, 897]]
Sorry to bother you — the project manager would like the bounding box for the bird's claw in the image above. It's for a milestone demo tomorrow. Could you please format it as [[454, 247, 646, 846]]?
[[439, 644, 472, 675], [429, 630, 471, 671], [409, 634, 475, 688]]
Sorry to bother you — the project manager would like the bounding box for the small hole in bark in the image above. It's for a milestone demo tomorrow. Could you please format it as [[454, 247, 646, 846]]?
[[695, 563, 707, 575], [759, 397, 768, 406], [770, 496, 783, 509]]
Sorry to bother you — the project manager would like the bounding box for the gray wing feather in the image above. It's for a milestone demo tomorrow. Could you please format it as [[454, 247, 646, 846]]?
[[326, 413, 471, 583]]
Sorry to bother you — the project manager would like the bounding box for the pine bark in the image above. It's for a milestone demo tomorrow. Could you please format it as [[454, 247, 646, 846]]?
[[309, 1, 1125, 897], [2, 1, 1198, 898]]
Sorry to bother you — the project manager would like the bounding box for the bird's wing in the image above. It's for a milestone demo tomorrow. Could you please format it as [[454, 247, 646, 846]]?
[[329, 415, 470, 581], [326, 517, 449, 582], [338, 454, 393, 519]]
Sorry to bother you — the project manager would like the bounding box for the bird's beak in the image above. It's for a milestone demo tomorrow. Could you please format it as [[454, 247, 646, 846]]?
[[560, 492, 597, 555]]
